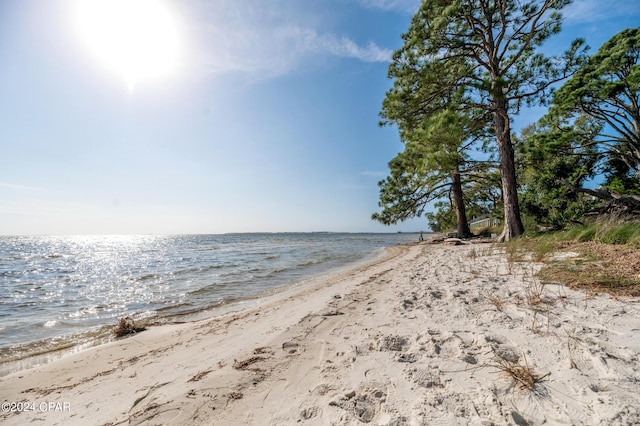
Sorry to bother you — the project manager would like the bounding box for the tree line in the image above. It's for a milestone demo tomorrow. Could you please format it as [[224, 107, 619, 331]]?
[[373, 0, 640, 241]]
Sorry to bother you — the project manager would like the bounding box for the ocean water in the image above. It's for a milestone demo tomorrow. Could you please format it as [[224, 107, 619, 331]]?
[[0, 233, 419, 373]]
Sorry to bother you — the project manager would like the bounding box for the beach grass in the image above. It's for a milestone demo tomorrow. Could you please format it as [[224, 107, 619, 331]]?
[[491, 350, 549, 392], [505, 221, 640, 297]]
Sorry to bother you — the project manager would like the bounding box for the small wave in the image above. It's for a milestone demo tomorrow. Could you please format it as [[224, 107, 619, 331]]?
[[154, 303, 191, 313], [65, 306, 100, 319], [187, 282, 234, 298], [297, 258, 326, 267], [138, 273, 162, 282], [172, 263, 233, 277], [43, 320, 57, 328]]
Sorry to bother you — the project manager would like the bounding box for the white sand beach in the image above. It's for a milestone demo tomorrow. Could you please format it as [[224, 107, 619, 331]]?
[[2, 243, 639, 425]]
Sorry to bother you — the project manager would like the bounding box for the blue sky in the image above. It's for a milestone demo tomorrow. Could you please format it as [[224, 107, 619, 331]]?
[[1, 0, 639, 235]]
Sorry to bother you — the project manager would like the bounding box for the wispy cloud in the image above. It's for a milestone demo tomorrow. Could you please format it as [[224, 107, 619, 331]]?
[[563, 0, 640, 23], [186, 0, 392, 80], [318, 34, 392, 62]]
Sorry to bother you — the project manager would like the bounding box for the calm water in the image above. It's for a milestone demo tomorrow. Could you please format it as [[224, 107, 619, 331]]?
[[0, 233, 419, 372]]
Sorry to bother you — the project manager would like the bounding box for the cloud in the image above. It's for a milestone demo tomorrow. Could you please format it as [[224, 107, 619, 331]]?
[[185, 0, 392, 80], [198, 26, 391, 79], [563, 0, 640, 23], [318, 34, 392, 62]]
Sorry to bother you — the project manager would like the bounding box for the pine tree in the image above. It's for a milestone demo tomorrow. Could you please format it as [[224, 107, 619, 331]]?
[[383, 0, 586, 240]]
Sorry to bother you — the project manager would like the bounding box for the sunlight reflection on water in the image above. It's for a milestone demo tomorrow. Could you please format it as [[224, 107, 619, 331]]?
[[0, 233, 419, 367]]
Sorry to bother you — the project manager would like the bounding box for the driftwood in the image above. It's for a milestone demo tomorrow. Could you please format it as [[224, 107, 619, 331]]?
[[113, 316, 146, 337], [443, 238, 472, 245], [560, 178, 640, 219]]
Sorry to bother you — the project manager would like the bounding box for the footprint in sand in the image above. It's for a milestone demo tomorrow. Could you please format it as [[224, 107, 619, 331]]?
[[299, 405, 320, 420], [329, 385, 387, 424], [406, 367, 443, 389]]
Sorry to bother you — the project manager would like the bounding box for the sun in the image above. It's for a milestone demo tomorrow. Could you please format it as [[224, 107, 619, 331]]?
[[72, 0, 182, 90]]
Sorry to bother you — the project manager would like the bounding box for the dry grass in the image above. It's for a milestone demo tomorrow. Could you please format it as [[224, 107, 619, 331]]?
[[505, 224, 640, 297], [529, 306, 552, 334], [484, 292, 507, 311], [491, 351, 549, 391], [523, 281, 549, 306], [538, 241, 640, 297], [467, 248, 478, 260]]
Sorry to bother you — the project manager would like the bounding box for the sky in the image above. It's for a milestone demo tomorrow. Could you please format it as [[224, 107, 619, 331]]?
[[1, 0, 639, 235]]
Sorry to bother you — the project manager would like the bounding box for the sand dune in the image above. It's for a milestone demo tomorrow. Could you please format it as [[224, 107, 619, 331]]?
[[2, 243, 639, 425]]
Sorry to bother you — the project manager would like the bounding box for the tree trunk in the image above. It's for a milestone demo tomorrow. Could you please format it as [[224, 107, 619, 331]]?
[[451, 169, 471, 238], [493, 100, 524, 242]]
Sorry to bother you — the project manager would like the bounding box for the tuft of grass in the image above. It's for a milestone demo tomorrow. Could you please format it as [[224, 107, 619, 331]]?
[[599, 223, 640, 245], [577, 225, 598, 242], [524, 281, 549, 306], [492, 351, 549, 391], [484, 292, 507, 311]]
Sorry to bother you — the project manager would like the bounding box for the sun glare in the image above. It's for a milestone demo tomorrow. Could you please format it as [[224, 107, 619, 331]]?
[[73, 0, 181, 90]]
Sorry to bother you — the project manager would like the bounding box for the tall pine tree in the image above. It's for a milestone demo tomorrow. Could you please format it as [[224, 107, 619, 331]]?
[[384, 0, 586, 240]]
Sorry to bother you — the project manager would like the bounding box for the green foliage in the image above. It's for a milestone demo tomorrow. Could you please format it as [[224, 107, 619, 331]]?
[[372, 107, 487, 236], [463, 170, 503, 218], [517, 29, 640, 229], [525, 222, 640, 247], [552, 28, 640, 178], [602, 157, 640, 194], [371, 143, 448, 225], [605, 175, 640, 195], [426, 202, 457, 232], [518, 116, 601, 225], [390, 0, 581, 108]]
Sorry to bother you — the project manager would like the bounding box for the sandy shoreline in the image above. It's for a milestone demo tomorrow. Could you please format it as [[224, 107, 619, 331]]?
[[2, 243, 639, 425]]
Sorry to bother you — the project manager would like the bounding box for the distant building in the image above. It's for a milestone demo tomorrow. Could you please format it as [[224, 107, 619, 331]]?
[[469, 215, 501, 230]]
